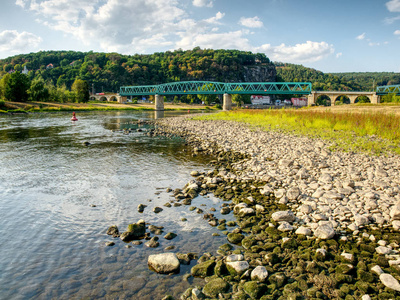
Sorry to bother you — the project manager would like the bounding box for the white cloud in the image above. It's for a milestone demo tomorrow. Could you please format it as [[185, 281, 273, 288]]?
[[336, 52, 342, 58], [256, 41, 335, 63], [384, 15, 400, 24], [239, 16, 263, 28], [21, 0, 187, 53], [204, 12, 225, 24], [192, 0, 213, 8], [395, 29, 400, 35], [176, 30, 251, 50], [369, 42, 380, 46], [0, 30, 42, 54], [386, 0, 400, 12], [356, 33, 366, 40]]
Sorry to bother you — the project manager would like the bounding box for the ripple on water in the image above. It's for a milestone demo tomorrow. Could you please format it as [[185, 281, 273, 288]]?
[[0, 111, 231, 300]]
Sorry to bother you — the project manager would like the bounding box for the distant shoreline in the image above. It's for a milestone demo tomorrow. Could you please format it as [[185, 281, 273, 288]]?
[[0, 101, 219, 114]]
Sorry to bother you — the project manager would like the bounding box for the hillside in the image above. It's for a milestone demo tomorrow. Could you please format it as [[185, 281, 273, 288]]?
[[0, 48, 276, 93], [276, 62, 400, 91]]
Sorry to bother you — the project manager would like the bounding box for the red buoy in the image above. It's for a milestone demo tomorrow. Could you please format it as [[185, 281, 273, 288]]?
[[71, 112, 78, 121]]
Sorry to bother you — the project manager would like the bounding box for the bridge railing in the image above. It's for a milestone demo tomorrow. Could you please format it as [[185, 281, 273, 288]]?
[[120, 81, 312, 96], [376, 85, 400, 95]]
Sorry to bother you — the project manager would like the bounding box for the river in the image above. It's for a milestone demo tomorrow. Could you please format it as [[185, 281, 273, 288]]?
[[0, 111, 232, 300]]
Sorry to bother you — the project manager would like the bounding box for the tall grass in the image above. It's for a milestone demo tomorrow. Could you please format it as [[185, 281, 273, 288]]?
[[195, 109, 400, 155]]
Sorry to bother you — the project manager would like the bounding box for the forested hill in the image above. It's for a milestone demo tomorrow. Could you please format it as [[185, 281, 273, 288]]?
[[276, 62, 400, 91], [0, 48, 275, 93]]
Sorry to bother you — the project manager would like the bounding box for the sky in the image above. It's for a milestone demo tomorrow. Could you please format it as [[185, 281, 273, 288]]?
[[0, 0, 400, 73]]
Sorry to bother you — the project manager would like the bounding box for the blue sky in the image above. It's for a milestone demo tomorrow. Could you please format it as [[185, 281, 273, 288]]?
[[0, 0, 399, 73]]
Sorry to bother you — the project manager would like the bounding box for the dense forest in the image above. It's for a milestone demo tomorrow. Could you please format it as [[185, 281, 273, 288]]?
[[0, 48, 272, 94], [276, 62, 400, 92], [1, 48, 400, 105]]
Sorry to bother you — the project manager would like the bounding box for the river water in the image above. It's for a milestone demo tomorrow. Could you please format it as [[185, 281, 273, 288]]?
[[0, 111, 232, 300]]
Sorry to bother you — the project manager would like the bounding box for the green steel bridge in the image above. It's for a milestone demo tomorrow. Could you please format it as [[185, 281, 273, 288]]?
[[119, 81, 312, 96], [376, 85, 400, 95]]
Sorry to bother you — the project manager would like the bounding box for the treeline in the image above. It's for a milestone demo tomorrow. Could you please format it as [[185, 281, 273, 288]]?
[[276, 62, 400, 92], [0, 48, 271, 99]]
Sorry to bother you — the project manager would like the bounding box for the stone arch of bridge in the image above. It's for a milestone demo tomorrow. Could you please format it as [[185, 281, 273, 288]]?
[[354, 95, 371, 103], [315, 94, 332, 106]]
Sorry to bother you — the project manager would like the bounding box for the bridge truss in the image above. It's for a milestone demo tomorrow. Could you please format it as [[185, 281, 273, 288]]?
[[376, 85, 400, 95], [120, 81, 312, 96]]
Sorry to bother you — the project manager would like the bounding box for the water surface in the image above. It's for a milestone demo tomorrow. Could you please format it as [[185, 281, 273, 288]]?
[[0, 111, 233, 300]]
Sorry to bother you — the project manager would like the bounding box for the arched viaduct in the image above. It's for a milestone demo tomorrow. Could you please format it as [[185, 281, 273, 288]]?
[[89, 94, 123, 102], [308, 91, 380, 106]]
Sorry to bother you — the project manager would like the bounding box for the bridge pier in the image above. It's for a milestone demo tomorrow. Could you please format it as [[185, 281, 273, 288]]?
[[155, 94, 164, 111], [223, 93, 232, 111]]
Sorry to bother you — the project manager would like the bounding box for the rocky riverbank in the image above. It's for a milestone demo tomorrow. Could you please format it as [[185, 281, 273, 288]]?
[[152, 114, 400, 300]]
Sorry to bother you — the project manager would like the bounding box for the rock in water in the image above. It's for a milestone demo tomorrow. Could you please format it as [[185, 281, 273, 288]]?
[[137, 204, 147, 213], [106, 225, 119, 237], [120, 220, 146, 241], [148, 253, 180, 274]]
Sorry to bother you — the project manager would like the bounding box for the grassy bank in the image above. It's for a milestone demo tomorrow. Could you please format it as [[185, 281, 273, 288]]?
[[0, 100, 218, 114], [195, 108, 400, 155]]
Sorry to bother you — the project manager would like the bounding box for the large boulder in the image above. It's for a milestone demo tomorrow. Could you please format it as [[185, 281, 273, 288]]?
[[271, 210, 295, 223], [148, 253, 180, 274], [314, 224, 335, 239]]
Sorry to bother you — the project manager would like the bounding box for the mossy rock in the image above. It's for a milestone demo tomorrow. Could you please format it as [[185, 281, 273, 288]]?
[[263, 242, 277, 251], [243, 281, 267, 299], [265, 226, 280, 238], [378, 292, 397, 299], [202, 278, 230, 298], [335, 273, 353, 284], [357, 269, 374, 283], [231, 291, 248, 300], [359, 243, 375, 253], [219, 243, 233, 252], [227, 233, 244, 244], [214, 260, 228, 277], [191, 260, 216, 278], [217, 225, 227, 231], [374, 255, 389, 267], [306, 261, 320, 275], [336, 264, 355, 275], [282, 238, 298, 249], [226, 221, 237, 227], [268, 272, 286, 288], [242, 236, 256, 249], [306, 286, 319, 298], [265, 252, 280, 264], [355, 281, 371, 293]]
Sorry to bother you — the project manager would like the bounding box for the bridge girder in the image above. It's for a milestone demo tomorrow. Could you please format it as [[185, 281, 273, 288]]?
[[120, 81, 312, 96], [376, 85, 400, 95]]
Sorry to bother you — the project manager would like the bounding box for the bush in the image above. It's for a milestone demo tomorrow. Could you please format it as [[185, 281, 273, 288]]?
[[0, 100, 5, 109], [214, 104, 222, 109]]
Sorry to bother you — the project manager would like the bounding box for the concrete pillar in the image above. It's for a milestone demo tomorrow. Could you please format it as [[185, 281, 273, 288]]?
[[155, 94, 164, 111], [223, 93, 232, 111], [308, 92, 316, 106], [371, 93, 380, 104], [118, 96, 127, 103]]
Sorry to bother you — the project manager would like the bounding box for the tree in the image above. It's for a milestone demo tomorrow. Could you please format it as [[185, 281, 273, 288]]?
[[71, 78, 89, 103], [29, 78, 49, 102], [0, 73, 11, 99], [232, 93, 251, 107], [5, 71, 30, 102]]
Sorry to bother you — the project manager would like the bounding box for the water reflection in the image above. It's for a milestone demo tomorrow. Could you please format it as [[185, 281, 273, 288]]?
[[155, 110, 165, 119]]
